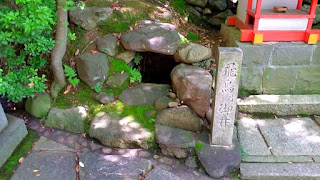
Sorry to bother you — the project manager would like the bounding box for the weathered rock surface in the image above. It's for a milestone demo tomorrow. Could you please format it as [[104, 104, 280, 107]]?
[[115, 48, 136, 64], [145, 167, 183, 180], [25, 93, 51, 118], [106, 72, 129, 89], [155, 96, 173, 111], [208, 0, 227, 10], [208, 9, 233, 27], [89, 112, 153, 149], [155, 106, 203, 132], [0, 104, 8, 132], [171, 64, 212, 117], [93, 92, 114, 104], [119, 83, 170, 106], [174, 43, 212, 64], [69, 7, 112, 30], [76, 53, 109, 87], [156, 124, 195, 158], [196, 130, 241, 179], [121, 21, 180, 55], [186, 0, 208, 8], [97, 34, 118, 56], [45, 107, 87, 133], [33, 136, 76, 152], [11, 152, 76, 180], [79, 152, 152, 180]]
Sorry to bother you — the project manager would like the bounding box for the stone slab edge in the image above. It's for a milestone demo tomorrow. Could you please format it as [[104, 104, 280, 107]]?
[[242, 155, 315, 163], [0, 114, 28, 167]]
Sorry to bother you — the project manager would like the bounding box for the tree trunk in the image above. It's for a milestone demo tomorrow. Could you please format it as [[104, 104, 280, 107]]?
[[50, 0, 67, 98]]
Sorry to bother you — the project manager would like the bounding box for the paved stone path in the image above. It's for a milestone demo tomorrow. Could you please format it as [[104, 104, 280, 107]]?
[[9, 111, 220, 180], [238, 114, 320, 179]]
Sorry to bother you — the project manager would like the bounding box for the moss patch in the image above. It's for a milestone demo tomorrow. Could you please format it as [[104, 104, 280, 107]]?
[[0, 130, 38, 180], [251, 113, 275, 119]]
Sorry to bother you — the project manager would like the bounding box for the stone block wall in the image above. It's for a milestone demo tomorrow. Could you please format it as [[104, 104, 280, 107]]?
[[221, 24, 320, 95]]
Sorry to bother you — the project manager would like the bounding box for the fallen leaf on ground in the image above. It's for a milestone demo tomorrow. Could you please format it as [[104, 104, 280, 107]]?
[[19, 157, 25, 164]]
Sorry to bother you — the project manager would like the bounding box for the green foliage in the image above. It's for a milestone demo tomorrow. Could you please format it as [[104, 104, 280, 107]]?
[[108, 57, 130, 75], [179, 33, 189, 44], [194, 142, 203, 151], [0, 0, 56, 102], [98, 10, 148, 34], [0, 130, 38, 180], [238, 88, 258, 98], [129, 68, 142, 83], [133, 53, 143, 66], [64, 65, 80, 88], [92, 82, 103, 93], [186, 32, 201, 41], [170, 0, 187, 16], [240, 146, 249, 158], [251, 113, 275, 119]]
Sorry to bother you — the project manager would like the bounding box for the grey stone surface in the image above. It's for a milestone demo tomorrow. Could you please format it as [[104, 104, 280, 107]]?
[[171, 63, 212, 117], [76, 52, 109, 87], [0, 114, 28, 168], [93, 92, 114, 104], [314, 157, 320, 162], [293, 67, 320, 94], [69, 7, 112, 30], [106, 72, 129, 89], [240, 67, 263, 93], [208, 9, 233, 27], [208, 0, 227, 10], [89, 112, 153, 149], [121, 21, 180, 55], [272, 43, 313, 66], [155, 106, 203, 132], [211, 47, 242, 146], [115, 49, 136, 64], [237, 117, 271, 156], [312, 45, 320, 65], [156, 124, 195, 158], [97, 34, 118, 56], [196, 130, 241, 179], [186, 0, 207, 8], [174, 43, 212, 64], [79, 152, 152, 180], [45, 106, 87, 133], [263, 67, 297, 94], [241, 45, 272, 67], [242, 156, 314, 163], [237, 95, 320, 115], [145, 167, 183, 180], [155, 96, 172, 111], [11, 152, 76, 180], [33, 136, 76, 152], [240, 163, 320, 180], [257, 117, 320, 156], [25, 93, 51, 118], [0, 104, 8, 132], [119, 83, 170, 106]]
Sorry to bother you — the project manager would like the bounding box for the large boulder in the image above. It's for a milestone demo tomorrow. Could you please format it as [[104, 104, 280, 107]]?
[[208, 0, 227, 11], [106, 72, 129, 89], [97, 34, 118, 56], [115, 49, 136, 64], [155, 106, 203, 132], [171, 64, 212, 117], [76, 53, 109, 87], [174, 43, 212, 64], [89, 112, 153, 149], [45, 107, 87, 133], [186, 0, 208, 8], [119, 83, 170, 106], [156, 124, 196, 158], [69, 7, 112, 30], [121, 20, 180, 55], [25, 93, 51, 118], [207, 9, 233, 27]]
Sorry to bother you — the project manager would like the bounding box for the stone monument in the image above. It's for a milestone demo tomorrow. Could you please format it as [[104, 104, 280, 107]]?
[[211, 47, 243, 146], [0, 104, 28, 167]]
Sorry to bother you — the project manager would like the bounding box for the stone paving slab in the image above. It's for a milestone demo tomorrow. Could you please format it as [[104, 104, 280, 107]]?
[[237, 95, 320, 115], [144, 167, 182, 180], [242, 156, 315, 163], [79, 152, 152, 180], [0, 114, 27, 167], [257, 117, 320, 156], [0, 104, 8, 132], [11, 152, 76, 180], [237, 117, 271, 156], [240, 163, 320, 180], [314, 157, 320, 162], [33, 136, 76, 152]]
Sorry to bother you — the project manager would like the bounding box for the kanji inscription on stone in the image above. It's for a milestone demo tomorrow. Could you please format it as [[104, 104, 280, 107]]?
[[210, 48, 243, 147]]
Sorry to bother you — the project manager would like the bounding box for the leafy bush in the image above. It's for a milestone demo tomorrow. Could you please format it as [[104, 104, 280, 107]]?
[[186, 32, 201, 41], [0, 0, 56, 102], [133, 53, 143, 65], [129, 68, 142, 83], [64, 65, 80, 88]]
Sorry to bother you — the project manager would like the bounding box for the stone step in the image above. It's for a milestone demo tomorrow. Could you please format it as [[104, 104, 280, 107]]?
[[0, 114, 28, 167], [240, 163, 320, 180], [237, 95, 320, 115]]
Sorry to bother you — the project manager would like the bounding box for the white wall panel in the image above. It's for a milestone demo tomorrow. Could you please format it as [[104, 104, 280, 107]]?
[[258, 18, 308, 30]]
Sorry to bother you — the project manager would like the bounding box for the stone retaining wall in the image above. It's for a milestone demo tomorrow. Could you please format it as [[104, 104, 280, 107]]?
[[221, 24, 320, 95]]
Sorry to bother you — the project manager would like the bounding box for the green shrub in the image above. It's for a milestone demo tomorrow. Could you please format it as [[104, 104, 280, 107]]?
[[129, 68, 142, 83], [186, 32, 201, 41], [64, 65, 80, 88], [0, 0, 56, 102]]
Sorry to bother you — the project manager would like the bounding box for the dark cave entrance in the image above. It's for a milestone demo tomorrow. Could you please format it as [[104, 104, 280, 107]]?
[[136, 52, 179, 84]]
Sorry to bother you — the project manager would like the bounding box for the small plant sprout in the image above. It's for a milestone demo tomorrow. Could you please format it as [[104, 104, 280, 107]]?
[[64, 65, 80, 88]]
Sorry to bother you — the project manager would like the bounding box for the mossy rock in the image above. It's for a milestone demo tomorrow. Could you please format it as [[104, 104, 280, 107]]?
[[25, 93, 51, 118]]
